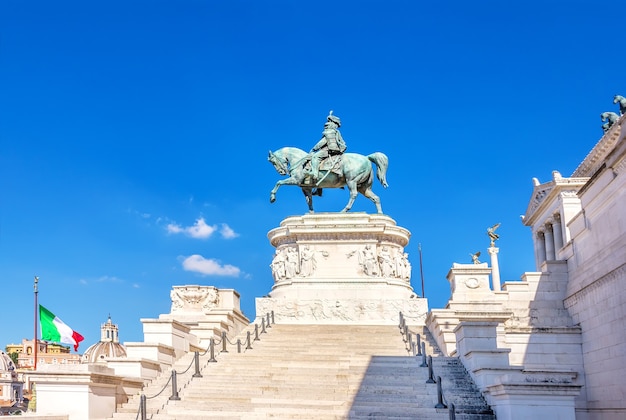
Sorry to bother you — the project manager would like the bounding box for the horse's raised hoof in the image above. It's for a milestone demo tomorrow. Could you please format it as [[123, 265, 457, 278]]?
[[270, 194, 276, 203]]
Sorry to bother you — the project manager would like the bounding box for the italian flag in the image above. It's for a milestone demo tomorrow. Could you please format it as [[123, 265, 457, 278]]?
[[39, 305, 85, 351]]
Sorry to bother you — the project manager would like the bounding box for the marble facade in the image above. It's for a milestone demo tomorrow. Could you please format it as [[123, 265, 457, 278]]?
[[426, 113, 626, 419]]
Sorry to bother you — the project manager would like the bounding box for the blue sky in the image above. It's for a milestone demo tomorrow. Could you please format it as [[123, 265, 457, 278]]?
[[2, 1, 625, 351]]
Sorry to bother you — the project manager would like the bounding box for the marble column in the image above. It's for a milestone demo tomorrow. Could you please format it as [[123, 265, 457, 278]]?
[[536, 230, 546, 267], [552, 213, 564, 251], [544, 222, 555, 261], [488, 247, 501, 291]]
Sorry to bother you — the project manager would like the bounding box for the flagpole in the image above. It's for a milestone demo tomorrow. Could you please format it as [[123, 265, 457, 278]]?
[[34, 276, 39, 370], [418, 244, 425, 298]]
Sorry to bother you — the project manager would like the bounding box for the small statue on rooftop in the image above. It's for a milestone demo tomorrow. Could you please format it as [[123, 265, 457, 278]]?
[[613, 94, 626, 116], [601, 112, 620, 133], [470, 251, 481, 264], [487, 223, 501, 247]]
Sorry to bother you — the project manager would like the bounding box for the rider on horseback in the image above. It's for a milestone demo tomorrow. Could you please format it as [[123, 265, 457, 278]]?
[[308, 111, 347, 183]]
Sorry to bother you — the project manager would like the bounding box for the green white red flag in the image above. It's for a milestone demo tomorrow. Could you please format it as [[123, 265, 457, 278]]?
[[39, 305, 84, 351]]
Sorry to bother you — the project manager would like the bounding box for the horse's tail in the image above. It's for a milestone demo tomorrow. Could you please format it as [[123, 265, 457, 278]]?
[[367, 152, 389, 188]]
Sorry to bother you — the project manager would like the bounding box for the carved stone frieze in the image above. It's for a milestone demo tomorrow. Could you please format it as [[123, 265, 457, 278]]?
[[170, 285, 219, 314], [256, 297, 427, 325], [271, 245, 321, 281], [527, 186, 554, 215]]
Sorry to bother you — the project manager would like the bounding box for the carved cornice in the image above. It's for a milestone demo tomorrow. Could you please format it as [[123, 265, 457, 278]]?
[[572, 114, 624, 177], [523, 177, 587, 227], [268, 213, 410, 247]]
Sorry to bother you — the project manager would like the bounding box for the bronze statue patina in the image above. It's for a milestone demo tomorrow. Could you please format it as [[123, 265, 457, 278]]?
[[613, 94, 626, 116], [309, 111, 347, 185], [601, 112, 620, 133], [487, 223, 501, 247], [268, 112, 389, 213]]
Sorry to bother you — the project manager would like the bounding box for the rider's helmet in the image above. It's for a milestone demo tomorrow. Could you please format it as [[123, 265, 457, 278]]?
[[327, 110, 341, 127]]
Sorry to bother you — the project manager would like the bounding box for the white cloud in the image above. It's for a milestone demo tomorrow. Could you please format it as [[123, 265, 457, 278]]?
[[181, 254, 240, 277], [167, 223, 184, 234], [166, 218, 236, 240], [97, 276, 123, 283], [220, 224, 239, 239], [187, 218, 217, 239]]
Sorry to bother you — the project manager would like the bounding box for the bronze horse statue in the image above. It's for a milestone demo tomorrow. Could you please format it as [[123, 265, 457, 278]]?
[[613, 94, 626, 116], [268, 147, 388, 213], [601, 112, 620, 133]]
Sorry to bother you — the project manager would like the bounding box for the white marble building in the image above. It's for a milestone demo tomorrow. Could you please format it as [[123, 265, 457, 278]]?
[[426, 112, 626, 420], [522, 113, 626, 418], [26, 111, 625, 420]]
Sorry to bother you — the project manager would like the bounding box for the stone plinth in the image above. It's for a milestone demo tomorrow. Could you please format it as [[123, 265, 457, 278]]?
[[256, 213, 427, 325], [29, 364, 143, 420], [160, 287, 249, 347]]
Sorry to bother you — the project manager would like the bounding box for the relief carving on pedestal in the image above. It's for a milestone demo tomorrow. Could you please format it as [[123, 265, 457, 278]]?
[[170, 286, 219, 314], [271, 245, 320, 281], [356, 245, 411, 280], [257, 298, 428, 324], [358, 244, 379, 276], [298, 245, 317, 277]]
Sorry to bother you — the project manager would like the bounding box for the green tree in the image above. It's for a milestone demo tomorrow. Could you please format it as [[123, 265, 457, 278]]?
[[9, 351, 19, 366]]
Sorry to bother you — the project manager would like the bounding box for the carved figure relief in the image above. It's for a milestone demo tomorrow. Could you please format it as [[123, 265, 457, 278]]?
[[356, 244, 411, 279], [270, 249, 286, 281], [285, 247, 299, 279], [358, 244, 379, 276], [378, 246, 395, 277], [298, 245, 317, 277], [395, 252, 411, 280]]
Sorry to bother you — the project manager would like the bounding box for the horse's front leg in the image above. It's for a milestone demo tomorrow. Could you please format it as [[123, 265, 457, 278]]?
[[270, 177, 298, 203]]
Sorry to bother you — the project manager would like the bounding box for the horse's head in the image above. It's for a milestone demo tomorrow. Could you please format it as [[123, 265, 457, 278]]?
[[614, 95, 620, 104], [268, 150, 288, 175]]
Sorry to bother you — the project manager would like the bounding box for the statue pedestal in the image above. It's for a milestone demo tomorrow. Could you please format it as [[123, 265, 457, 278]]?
[[256, 213, 428, 325]]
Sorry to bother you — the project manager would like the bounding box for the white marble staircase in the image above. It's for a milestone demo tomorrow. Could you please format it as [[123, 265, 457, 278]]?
[[110, 323, 493, 419]]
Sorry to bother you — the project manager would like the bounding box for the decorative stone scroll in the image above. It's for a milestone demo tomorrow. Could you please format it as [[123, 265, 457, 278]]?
[[170, 285, 219, 314]]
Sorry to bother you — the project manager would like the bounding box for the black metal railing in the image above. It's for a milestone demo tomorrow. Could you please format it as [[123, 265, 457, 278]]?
[[398, 311, 455, 418], [135, 311, 275, 420]]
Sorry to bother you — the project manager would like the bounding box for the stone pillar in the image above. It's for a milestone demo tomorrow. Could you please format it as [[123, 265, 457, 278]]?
[[544, 223, 555, 261], [488, 247, 501, 291], [536, 230, 546, 267], [552, 213, 564, 251]]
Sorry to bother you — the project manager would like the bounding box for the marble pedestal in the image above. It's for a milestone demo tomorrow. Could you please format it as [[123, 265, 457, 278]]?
[[256, 213, 428, 325]]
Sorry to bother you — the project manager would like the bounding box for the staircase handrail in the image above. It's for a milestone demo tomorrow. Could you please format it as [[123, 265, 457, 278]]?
[[133, 311, 276, 419], [399, 311, 454, 415]]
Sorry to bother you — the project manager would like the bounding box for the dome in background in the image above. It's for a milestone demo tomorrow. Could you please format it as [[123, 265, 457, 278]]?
[[82, 316, 127, 364], [0, 351, 16, 372]]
